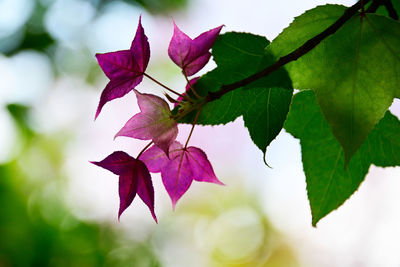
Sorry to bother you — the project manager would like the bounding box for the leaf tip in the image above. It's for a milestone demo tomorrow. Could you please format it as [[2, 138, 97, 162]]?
[[94, 106, 101, 121], [215, 179, 225, 186], [152, 212, 158, 224], [263, 151, 273, 169], [171, 200, 177, 211], [118, 210, 122, 221], [311, 217, 319, 227]]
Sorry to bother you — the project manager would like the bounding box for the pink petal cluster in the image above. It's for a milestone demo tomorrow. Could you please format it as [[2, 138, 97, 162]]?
[[140, 141, 223, 208], [93, 16, 224, 222], [115, 90, 178, 156], [168, 23, 223, 76], [95, 16, 150, 119], [91, 151, 157, 222]]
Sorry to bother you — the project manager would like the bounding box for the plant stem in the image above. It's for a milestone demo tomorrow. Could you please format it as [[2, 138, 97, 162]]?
[[183, 73, 201, 99], [205, 0, 372, 102], [184, 109, 201, 149], [137, 141, 153, 159], [143, 73, 185, 98]]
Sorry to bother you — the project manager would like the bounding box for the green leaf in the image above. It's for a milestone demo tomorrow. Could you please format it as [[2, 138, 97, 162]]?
[[268, 5, 346, 60], [242, 87, 292, 154], [373, 1, 400, 20], [192, 32, 271, 125], [269, 5, 400, 166], [190, 69, 244, 125], [184, 32, 293, 155], [285, 90, 400, 226], [364, 112, 400, 167]]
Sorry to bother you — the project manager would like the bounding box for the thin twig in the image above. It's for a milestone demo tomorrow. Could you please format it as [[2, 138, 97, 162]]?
[[206, 0, 372, 102], [184, 109, 201, 149], [143, 73, 185, 98], [183, 73, 201, 99], [137, 141, 153, 159]]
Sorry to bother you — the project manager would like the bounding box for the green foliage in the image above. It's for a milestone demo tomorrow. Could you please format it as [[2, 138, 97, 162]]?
[[285, 91, 400, 225], [6, 104, 34, 137], [178, 6, 400, 223], [0, 109, 161, 267], [184, 32, 293, 155], [268, 5, 400, 165], [190, 32, 271, 125]]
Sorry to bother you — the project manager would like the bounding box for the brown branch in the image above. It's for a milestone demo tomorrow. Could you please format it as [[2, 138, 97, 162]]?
[[366, 0, 398, 20], [366, 0, 381, 13], [383, 0, 399, 20], [206, 0, 372, 102]]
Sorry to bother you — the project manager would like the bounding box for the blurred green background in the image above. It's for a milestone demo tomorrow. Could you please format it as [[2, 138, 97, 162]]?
[[0, 0, 300, 266]]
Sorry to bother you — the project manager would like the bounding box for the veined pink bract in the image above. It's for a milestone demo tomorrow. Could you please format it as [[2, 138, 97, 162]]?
[[95, 16, 150, 119], [140, 141, 223, 209], [168, 22, 223, 76], [91, 151, 157, 222]]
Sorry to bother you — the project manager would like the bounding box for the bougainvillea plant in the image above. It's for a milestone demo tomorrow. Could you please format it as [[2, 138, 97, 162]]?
[[93, 0, 400, 226]]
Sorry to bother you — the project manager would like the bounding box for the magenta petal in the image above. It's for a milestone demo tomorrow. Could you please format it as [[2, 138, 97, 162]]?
[[118, 172, 138, 219], [96, 50, 139, 80], [187, 25, 223, 63], [140, 141, 192, 208], [168, 22, 223, 76], [140, 142, 183, 172], [115, 90, 178, 156], [115, 113, 155, 140], [130, 15, 150, 72], [139, 142, 222, 209], [161, 151, 193, 209], [95, 16, 150, 119], [135, 160, 157, 223], [183, 52, 211, 76], [115, 111, 178, 156], [90, 151, 135, 175], [186, 147, 224, 185], [91, 151, 157, 222], [134, 90, 171, 115], [95, 77, 142, 119], [153, 126, 178, 157], [168, 21, 192, 69]]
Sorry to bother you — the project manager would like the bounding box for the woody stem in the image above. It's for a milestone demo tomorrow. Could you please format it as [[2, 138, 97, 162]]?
[[205, 0, 372, 102]]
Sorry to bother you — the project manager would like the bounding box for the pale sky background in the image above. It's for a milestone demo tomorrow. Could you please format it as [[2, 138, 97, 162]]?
[[1, 0, 400, 266]]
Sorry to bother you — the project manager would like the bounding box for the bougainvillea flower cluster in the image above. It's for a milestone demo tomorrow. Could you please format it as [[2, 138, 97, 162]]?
[[92, 17, 224, 222]]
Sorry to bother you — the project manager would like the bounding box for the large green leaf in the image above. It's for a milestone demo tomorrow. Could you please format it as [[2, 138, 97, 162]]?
[[285, 90, 400, 226], [269, 5, 400, 165], [184, 32, 293, 155]]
